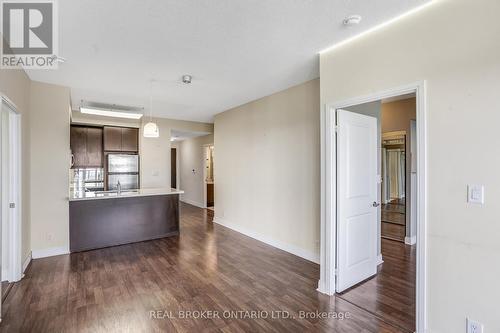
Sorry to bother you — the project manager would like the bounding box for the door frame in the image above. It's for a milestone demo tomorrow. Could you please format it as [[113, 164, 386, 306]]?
[[318, 81, 427, 331], [202, 143, 214, 209], [0, 94, 23, 283]]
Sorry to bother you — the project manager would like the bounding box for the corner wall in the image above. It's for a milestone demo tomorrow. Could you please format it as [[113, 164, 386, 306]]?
[[214, 78, 320, 263], [320, 0, 500, 330]]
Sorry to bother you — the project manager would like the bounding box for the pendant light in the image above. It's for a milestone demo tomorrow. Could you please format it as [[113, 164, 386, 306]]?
[[143, 80, 159, 138]]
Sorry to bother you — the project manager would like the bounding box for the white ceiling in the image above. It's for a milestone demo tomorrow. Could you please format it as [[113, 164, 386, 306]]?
[[27, 0, 430, 123]]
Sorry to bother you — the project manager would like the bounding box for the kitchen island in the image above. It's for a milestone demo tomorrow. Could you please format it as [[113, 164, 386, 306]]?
[[69, 188, 183, 252]]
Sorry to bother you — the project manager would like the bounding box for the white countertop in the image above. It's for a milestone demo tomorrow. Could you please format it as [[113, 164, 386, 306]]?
[[69, 188, 184, 201]]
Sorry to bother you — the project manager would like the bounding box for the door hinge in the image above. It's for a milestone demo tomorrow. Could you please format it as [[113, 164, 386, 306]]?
[[334, 268, 338, 276], [334, 125, 339, 133], [9, 203, 15, 208]]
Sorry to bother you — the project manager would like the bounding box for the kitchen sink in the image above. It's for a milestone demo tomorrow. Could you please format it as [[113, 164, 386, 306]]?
[[94, 189, 139, 195]]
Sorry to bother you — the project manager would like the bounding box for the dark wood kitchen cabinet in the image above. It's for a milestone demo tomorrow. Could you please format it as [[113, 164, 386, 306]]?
[[86, 127, 104, 166], [70, 126, 103, 168], [121, 127, 139, 152], [103, 126, 122, 151], [103, 126, 139, 152]]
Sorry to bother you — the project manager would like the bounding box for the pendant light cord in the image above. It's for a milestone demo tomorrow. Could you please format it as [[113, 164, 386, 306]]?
[[149, 80, 153, 122]]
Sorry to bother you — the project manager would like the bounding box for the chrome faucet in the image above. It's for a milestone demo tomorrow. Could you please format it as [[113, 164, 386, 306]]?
[[117, 180, 122, 195]]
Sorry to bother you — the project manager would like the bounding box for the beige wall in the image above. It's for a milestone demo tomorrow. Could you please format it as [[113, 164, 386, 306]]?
[[381, 98, 416, 134], [320, 0, 500, 331], [178, 134, 214, 207], [0, 68, 31, 262], [29, 81, 71, 256], [140, 118, 213, 189], [214, 79, 320, 262]]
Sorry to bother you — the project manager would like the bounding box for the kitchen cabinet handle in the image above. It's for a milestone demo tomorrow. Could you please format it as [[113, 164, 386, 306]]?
[[71, 154, 74, 167]]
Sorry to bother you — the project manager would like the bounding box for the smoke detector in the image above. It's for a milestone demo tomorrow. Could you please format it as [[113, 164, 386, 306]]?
[[182, 75, 192, 84], [343, 15, 362, 26]]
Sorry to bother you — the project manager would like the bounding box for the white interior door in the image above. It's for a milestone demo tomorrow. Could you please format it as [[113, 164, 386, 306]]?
[[1, 98, 22, 284], [336, 109, 378, 292]]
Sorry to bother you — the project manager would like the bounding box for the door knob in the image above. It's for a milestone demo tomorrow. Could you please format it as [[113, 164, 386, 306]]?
[[372, 202, 380, 207]]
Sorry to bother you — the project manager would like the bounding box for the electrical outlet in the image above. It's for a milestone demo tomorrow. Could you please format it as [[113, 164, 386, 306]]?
[[467, 318, 483, 333], [467, 184, 484, 204]]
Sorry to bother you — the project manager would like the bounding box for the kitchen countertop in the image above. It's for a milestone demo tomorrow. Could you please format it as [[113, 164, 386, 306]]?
[[69, 188, 184, 201]]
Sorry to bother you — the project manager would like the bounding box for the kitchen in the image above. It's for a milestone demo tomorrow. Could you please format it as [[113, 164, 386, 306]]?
[[68, 112, 184, 252]]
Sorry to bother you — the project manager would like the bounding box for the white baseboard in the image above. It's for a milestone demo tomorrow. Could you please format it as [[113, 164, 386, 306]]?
[[405, 236, 417, 245], [181, 198, 205, 209], [213, 216, 320, 264], [22, 252, 32, 273], [317, 280, 335, 296], [376, 254, 384, 266], [32, 246, 69, 259]]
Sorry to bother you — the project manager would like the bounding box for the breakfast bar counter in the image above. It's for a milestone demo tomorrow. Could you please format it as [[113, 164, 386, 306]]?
[[69, 188, 183, 252]]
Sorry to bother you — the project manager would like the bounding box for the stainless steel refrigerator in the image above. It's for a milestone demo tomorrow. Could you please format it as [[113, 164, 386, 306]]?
[[107, 154, 139, 190]]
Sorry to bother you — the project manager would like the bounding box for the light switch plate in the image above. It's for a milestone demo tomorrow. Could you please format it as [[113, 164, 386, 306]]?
[[467, 185, 484, 204], [466, 318, 483, 333]]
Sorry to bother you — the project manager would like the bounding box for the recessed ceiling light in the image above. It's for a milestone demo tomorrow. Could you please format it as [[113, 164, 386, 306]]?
[[343, 15, 362, 26], [182, 75, 192, 84], [80, 107, 143, 119]]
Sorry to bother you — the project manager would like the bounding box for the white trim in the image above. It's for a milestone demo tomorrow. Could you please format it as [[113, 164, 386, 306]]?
[[319, 81, 427, 332], [180, 198, 205, 209], [376, 254, 384, 266], [8, 111, 22, 282], [0, 96, 23, 283], [317, 102, 336, 295], [405, 236, 417, 245], [0, 94, 17, 112], [32, 246, 69, 259], [22, 252, 32, 273], [213, 216, 320, 264]]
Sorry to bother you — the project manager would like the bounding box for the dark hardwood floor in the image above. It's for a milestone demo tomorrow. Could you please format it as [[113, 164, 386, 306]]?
[[338, 239, 416, 332], [1, 281, 13, 303], [381, 199, 406, 242], [1, 203, 411, 332]]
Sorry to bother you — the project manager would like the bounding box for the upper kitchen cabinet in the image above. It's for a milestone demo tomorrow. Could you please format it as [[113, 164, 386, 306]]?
[[103, 126, 139, 152], [70, 126, 103, 168], [121, 127, 139, 152], [103, 126, 122, 151], [86, 127, 104, 166]]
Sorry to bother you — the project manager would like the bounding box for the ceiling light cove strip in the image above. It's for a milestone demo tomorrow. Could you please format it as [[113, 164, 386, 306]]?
[[80, 107, 143, 119], [319, 1, 437, 54]]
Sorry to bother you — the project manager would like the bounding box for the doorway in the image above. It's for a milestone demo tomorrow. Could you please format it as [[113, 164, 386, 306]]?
[[171, 148, 177, 188], [204, 145, 214, 211], [381, 131, 407, 243], [319, 82, 427, 332], [0, 95, 23, 315]]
